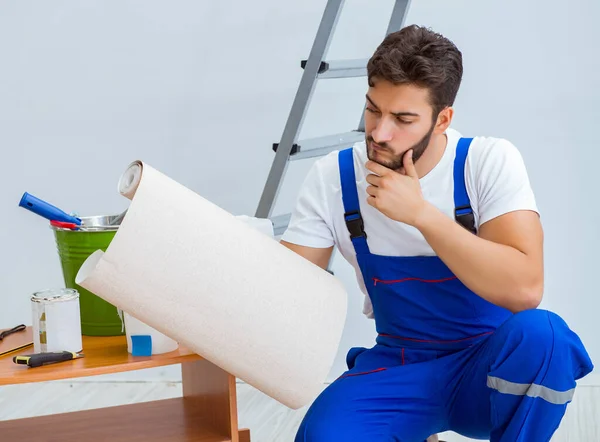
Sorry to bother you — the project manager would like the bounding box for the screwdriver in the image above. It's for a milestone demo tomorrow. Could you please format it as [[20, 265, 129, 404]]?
[[13, 351, 84, 368]]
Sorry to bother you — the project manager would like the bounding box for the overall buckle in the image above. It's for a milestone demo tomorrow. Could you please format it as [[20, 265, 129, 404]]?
[[455, 205, 477, 234], [344, 210, 367, 240]]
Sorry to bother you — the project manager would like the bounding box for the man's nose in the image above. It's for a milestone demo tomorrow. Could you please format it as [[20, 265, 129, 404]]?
[[370, 118, 393, 144]]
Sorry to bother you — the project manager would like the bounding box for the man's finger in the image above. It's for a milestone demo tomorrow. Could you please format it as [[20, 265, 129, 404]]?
[[403, 150, 418, 178], [367, 195, 377, 208], [366, 174, 382, 187], [366, 185, 379, 197], [366, 160, 393, 176]]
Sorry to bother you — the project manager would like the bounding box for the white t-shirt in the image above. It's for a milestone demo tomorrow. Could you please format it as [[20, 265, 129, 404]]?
[[281, 128, 539, 318]]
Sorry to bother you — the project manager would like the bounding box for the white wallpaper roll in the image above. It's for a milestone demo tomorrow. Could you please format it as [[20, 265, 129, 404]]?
[[76, 160, 348, 409]]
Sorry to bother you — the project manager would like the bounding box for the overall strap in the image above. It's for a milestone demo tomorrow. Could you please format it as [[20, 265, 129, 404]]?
[[338, 148, 370, 255], [453, 137, 477, 234]]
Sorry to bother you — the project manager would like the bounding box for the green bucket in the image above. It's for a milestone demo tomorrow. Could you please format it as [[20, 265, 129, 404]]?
[[52, 215, 124, 336]]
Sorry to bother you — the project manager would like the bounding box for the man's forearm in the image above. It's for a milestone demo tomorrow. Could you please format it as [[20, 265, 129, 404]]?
[[413, 203, 543, 312]]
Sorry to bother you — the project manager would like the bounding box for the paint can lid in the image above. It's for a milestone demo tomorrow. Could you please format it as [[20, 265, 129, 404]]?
[[49, 214, 122, 232]]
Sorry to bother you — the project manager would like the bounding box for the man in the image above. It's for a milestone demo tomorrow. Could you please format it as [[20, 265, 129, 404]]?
[[280, 25, 594, 441]]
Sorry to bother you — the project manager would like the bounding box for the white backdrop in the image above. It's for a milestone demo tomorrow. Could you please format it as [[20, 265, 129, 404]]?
[[0, 0, 597, 384]]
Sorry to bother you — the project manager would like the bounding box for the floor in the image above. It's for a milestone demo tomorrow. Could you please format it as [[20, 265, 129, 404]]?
[[0, 379, 598, 441]]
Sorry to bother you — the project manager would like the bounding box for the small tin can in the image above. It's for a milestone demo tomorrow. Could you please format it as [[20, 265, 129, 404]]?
[[31, 288, 83, 353]]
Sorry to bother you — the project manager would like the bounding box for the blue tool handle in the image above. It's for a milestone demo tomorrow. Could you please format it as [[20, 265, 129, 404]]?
[[19, 192, 81, 225]]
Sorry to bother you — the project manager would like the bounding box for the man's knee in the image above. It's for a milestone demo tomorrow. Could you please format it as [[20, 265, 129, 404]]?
[[496, 308, 593, 380], [487, 309, 562, 380], [295, 402, 357, 442], [295, 378, 395, 442], [295, 413, 334, 442], [295, 383, 355, 442], [507, 308, 559, 350]]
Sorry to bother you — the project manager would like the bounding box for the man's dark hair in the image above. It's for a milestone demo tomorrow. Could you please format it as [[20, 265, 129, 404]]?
[[367, 25, 463, 116]]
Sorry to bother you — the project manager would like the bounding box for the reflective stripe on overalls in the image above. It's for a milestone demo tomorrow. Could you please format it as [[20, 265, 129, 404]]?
[[294, 138, 594, 442]]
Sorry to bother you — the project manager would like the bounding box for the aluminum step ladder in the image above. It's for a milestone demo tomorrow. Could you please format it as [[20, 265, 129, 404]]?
[[255, 0, 412, 237]]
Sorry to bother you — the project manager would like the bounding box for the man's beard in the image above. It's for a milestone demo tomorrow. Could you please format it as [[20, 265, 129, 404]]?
[[366, 122, 436, 171]]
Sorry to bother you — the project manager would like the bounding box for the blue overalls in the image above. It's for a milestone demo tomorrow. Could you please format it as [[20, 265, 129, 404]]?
[[295, 138, 594, 442]]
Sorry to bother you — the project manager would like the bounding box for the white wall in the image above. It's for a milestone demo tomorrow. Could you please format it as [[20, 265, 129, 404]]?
[[0, 0, 598, 385]]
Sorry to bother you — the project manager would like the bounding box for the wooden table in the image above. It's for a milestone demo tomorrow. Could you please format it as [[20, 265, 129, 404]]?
[[0, 327, 250, 442]]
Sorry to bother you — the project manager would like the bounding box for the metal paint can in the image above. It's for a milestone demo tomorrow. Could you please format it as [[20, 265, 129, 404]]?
[[31, 288, 83, 353], [51, 215, 124, 336]]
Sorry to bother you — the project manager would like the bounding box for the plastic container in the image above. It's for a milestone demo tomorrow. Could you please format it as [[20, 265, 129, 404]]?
[[31, 288, 83, 353], [124, 312, 179, 356], [52, 214, 124, 336]]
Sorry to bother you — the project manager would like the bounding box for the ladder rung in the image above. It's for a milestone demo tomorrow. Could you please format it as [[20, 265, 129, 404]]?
[[301, 59, 367, 79], [270, 213, 292, 236], [288, 131, 365, 161], [257, 0, 413, 221]]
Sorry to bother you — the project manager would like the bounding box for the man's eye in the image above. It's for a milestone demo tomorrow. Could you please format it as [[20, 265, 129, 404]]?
[[366, 107, 378, 113], [397, 118, 413, 124]]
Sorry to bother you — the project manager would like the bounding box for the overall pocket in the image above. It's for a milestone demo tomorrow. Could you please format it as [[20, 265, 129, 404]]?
[[370, 274, 484, 333]]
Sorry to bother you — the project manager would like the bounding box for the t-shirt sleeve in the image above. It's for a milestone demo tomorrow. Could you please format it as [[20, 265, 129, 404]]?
[[470, 138, 539, 227], [280, 158, 335, 248]]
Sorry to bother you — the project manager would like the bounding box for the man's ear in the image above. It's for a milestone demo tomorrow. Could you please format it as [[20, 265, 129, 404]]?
[[434, 107, 453, 134]]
